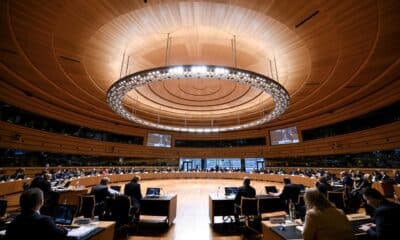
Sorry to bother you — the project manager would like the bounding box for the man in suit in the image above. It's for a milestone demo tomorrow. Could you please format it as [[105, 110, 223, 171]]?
[[90, 177, 115, 216], [124, 175, 143, 222], [6, 188, 67, 240], [361, 187, 400, 240], [270, 178, 302, 213], [235, 176, 256, 204], [124, 175, 143, 208], [234, 177, 256, 224]]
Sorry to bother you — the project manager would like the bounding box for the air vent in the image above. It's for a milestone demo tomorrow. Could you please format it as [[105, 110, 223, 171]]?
[[59, 56, 80, 63], [295, 10, 319, 28]]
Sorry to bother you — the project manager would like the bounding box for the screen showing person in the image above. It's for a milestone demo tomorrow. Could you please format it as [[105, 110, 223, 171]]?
[[146, 188, 161, 197], [146, 133, 172, 147], [270, 126, 300, 145], [224, 187, 239, 196]]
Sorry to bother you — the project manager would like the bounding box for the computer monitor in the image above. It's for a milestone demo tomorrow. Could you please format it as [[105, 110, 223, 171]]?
[[224, 187, 239, 196], [52, 204, 77, 225], [265, 186, 278, 194], [110, 185, 121, 192], [146, 187, 161, 197]]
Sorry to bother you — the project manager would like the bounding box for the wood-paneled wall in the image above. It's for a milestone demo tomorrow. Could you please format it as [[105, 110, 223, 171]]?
[[1, 121, 400, 158]]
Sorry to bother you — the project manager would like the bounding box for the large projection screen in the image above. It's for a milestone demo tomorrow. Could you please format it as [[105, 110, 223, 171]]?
[[146, 133, 172, 148], [270, 127, 300, 145]]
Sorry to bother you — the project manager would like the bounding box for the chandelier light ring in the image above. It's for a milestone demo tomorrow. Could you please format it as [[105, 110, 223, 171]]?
[[107, 65, 290, 133]]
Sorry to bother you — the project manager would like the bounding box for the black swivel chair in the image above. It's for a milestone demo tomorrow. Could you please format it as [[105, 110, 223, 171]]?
[[327, 191, 346, 212], [78, 195, 95, 218], [239, 197, 261, 236], [0, 200, 7, 217]]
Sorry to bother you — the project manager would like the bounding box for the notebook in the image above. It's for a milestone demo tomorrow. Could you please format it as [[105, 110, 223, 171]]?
[[224, 187, 239, 196], [146, 187, 161, 198], [52, 204, 77, 225], [265, 186, 278, 194]]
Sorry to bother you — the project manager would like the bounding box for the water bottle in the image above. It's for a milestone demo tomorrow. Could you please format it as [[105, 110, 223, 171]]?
[[289, 199, 296, 221]]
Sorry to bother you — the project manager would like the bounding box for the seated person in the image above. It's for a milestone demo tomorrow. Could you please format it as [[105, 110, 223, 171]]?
[[361, 187, 400, 240], [315, 177, 332, 196], [270, 178, 301, 213], [6, 188, 67, 240], [234, 177, 256, 224], [90, 177, 116, 215], [303, 189, 355, 240]]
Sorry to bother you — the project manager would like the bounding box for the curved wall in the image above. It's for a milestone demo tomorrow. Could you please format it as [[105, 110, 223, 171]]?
[[1, 121, 399, 158]]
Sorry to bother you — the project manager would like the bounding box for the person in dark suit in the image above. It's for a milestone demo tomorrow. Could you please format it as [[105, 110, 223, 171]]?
[[234, 176, 256, 204], [270, 178, 302, 213], [316, 177, 333, 196], [90, 177, 114, 216], [124, 175, 143, 208], [124, 175, 143, 222], [361, 187, 400, 240], [6, 188, 67, 240], [234, 177, 256, 224]]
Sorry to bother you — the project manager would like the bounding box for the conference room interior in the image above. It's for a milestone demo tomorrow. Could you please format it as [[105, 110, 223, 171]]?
[[1, 0, 400, 239]]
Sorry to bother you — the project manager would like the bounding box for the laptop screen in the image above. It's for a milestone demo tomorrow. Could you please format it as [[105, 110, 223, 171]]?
[[53, 205, 76, 225], [224, 187, 239, 196], [146, 188, 160, 196], [265, 186, 278, 194]]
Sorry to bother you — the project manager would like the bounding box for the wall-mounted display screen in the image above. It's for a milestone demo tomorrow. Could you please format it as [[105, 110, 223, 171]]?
[[270, 126, 300, 145], [146, 133, 172, 148]]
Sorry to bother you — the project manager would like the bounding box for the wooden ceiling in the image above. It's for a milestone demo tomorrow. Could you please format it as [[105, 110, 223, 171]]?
[[0, 0, 400, 136]]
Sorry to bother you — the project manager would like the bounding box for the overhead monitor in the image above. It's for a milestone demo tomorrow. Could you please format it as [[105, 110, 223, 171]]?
[[146, 133, 171, 148], [270, 126, 300, 145]]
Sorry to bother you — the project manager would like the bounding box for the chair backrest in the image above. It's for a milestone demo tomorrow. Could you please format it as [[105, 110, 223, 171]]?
[[111, 195, 131, 226], [0, 199, 7, 217], [240, 197, 259, 216], [327, 191, 345, 211], [79, 195, 95, 218]]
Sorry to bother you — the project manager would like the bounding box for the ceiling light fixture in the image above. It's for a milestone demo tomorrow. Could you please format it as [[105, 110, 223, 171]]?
[[107, 64, 290, 133]]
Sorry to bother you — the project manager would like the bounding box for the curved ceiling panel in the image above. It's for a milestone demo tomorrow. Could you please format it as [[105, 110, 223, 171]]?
[[0, 0, 399, 134]]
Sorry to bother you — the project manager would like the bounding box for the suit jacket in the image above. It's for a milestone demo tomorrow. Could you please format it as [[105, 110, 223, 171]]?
[[280, 184, 301, 202], [234, 185, 256, 204], [124, 182, 143, 207], [6, 210, 67, 240], [303, 207, 355, 240], [368, 201, 400, 240], [90, 185, 113, 204]]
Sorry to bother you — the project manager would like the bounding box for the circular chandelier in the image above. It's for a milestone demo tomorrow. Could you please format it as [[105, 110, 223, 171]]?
[[107, 65, 290, 133]]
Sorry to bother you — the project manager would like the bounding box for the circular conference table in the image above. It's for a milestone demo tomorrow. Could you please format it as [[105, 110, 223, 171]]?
[[0, 172, 318, 197]]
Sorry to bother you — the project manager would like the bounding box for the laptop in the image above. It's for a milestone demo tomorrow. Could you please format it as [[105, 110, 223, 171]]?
[[224, 187, 239, 196], [265, 186, 278, 194], [146, 188, 161, 198], [52, 204, 77, 226]]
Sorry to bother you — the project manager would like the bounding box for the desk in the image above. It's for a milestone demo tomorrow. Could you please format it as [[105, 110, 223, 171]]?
[[140, 194, 177, 226], [209, 194, 283, 225], [262, 214, 370, 240], [0, 220, 114, 240], [87, 221, 115, 240]]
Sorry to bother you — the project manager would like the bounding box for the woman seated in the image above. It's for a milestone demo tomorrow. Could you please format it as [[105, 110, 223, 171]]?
[[303, 188, 355, 240]]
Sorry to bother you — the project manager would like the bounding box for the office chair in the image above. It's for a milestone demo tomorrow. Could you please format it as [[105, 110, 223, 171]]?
[[0, 200, 7, 218], [327, 191, 346, 212], [111, 195, 135, 239], [78, 195, 95, 218], [239, 197, 261, 236]]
